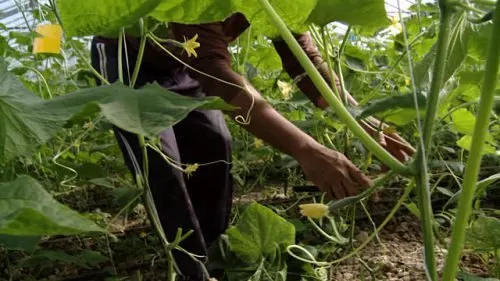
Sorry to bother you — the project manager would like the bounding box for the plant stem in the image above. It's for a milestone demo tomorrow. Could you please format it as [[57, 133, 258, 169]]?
[[118, 29, 124, 83], [130, 18, 147, 88], [413, 1, 454, 279], [441, 1, 500, 280], [320, 28, 340, 99], [474, 0, 497, 5], [327, 171, 396, 213], [422, 2, 453, 153], [25, 67, 53, 99], [450, 1, 486, 13], [335, 28, 352, 157], [329, 182, 414, 264], [129, 20, 174, 278], [257, 0, 410, 175]]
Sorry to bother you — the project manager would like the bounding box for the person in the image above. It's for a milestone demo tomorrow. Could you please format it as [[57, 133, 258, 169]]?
[[90, 13, 414, 281]]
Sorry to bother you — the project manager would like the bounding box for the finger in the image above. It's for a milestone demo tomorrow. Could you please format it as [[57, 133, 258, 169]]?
[[402, 144, 416, 155], [387, 132, 407, 143], [348, 167, 372, 188], [322, 185, 334, 201], [317, 97, 329, 109], [342, 177, 358, 197], [371, 191, 381, 203], [392, 149, 406, 162], [401, 151, 410, 162], [377, 132, 387, 146], [387, 134, 416, 154], [331, 182, 346, 199], [386, 144, 407, 162], [394, 149, 409, 163]]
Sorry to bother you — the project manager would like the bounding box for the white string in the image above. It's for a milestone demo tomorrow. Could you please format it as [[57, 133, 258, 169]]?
[[122, 30, 132, 84]]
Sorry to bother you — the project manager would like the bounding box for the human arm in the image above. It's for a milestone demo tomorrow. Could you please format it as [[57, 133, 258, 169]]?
[[272, 33, 415, 162], [170, 22, 371, 198]]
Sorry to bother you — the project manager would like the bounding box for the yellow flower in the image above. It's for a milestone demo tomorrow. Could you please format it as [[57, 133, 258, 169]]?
[[405, 78, 411, 86], [277, 80, 293, 100], [182, 34, 201, 58], [299, 203, 329, 219], [254, 138, 264, 148], [390, 15, 403, 32], [184, 163, 199, 177], [83, 121, 95, 130], [383, 126, 397, 135]]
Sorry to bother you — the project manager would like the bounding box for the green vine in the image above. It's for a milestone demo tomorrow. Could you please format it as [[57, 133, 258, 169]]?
[[442, 0, 500, 279]]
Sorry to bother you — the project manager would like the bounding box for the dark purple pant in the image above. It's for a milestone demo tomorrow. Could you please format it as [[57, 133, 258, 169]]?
[[91, 37, 233, 280]]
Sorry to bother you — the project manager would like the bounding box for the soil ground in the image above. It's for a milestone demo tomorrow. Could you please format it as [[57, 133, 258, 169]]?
[[330, 215, 490, 281], [0, 185, 494, 281]]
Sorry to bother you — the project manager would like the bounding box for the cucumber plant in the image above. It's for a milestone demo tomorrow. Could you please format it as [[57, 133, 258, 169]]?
[[0, 0, 499, 280]]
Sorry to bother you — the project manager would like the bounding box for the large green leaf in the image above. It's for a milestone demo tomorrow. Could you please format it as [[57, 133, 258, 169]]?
[[35, 82, 234, 138], [414, 13, 493, 91], [452, 108, 477, 135], [58, 0, 389, 37], [0, 234, 40, 251], [0, 176, 104, 236], [357, 93, 427, 126], [23, 250, 109, 268], [465, 216, 500, 252], [0, 60, 67, 163], [234, 0, 316, 38], [451, 108, 496, 154], [306, 0, 388, 28], [57, 0, 162, 37], [457, 135, 496, 155], [476, 173, 500, 195], [226, 202, 295, 263], [149, 0, 236, 25], [0, 58, 232, 163]]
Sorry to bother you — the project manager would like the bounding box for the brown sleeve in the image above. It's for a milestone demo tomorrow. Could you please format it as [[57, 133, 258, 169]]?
[[272, 33, 341, 107], [170, 22, 246, 103]]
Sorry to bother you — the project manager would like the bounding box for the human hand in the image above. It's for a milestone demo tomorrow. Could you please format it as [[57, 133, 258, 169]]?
[[361, 120, 415, 163], [296, 144, 372, 200], [379, 132, 416, 163]]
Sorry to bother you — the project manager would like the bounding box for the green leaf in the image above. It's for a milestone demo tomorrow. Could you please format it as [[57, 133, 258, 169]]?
[[226, 202, 295, 263], [465, 216, 500, 252], [452, 109, 496, 153], [0, 57, 232, 163], [436, 186, 455, 197], [306, 0, 388, 28], [358, 93, 426, 126], [476, 172, 500, 196], [0, 234, 40, 252], [413, 13, 491, 91], [57, 0, 162, 37], [0, 176, 105, 236], [59, 0, 388, 38], [35, 82, 234, 138], [149, 0, 236, 25], [404, 202, 421, 219], [457, 135, 496, 155], [452, 108, 477, 135], [458, 272, 500, 281], [0, 59, 67, 163], [443, 173, 500, 208], [23, 250, 108, 269], [467, 24, 494, 62]]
